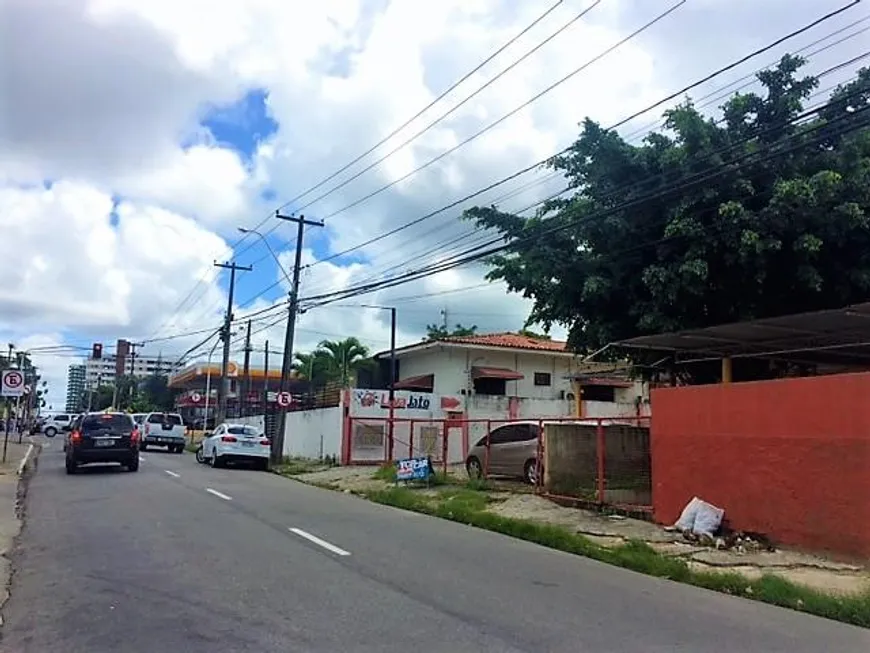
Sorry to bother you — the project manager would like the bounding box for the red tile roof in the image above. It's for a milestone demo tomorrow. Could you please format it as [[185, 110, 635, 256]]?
[[439, 332, 569, 352]]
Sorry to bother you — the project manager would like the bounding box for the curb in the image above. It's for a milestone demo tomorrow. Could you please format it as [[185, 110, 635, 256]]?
[[16, 444, 35, 477]]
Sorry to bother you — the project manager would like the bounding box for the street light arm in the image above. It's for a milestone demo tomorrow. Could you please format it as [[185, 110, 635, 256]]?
[[238, 227, 294, 287]]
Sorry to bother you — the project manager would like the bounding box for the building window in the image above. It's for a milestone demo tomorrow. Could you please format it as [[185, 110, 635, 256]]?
[[582, 385, 616, 402], [473, 377, 506, 396], [533, 372, 551, 386]]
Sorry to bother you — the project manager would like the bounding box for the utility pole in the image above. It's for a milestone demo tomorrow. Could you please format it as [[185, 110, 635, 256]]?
[[242, 319, 252, 417], [273, 211, 324, 463], [128, 342, 138, 410], [214, 261, 252, 423], [388, 307, 397, 461]]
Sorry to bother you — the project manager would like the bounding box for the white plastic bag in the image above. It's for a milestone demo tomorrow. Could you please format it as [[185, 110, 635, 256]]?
[[673, 496, 725, 536]]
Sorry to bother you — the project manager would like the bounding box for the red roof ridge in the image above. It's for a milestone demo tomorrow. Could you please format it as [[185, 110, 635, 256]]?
[[438, 331, 569, 352]]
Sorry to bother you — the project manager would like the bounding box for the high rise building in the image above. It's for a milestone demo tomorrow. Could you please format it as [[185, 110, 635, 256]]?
[[83, 343, 184, 388], [65, 364, 86, 412]]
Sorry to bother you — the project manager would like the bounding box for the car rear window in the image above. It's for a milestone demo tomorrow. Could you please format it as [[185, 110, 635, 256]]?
[[147, 413, 183, 425], [227, 426, 259, 436], [81, 414, 133, 432], [55, 415, 69, 421]]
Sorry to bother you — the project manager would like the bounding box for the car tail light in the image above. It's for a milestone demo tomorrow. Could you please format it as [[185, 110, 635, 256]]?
[[131, 428, 140, 443], [260, 439, 270, 446], [221, 435, 237, 443], [70, 431, 82, 444]]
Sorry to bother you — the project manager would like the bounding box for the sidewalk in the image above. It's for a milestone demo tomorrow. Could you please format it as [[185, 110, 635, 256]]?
[[0, 438, 37, 624], [293, 465, 870, 597]]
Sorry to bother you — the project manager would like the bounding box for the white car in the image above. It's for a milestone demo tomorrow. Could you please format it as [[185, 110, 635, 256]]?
[[43, 414, 73, 437], [196, 423, 270, 470]]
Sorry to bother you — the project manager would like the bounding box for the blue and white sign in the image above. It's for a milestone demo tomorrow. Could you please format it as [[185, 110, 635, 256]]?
[[396, 456, 432, 482]]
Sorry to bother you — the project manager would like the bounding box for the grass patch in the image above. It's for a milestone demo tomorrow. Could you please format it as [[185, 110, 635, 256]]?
[[373, 463, 397, 482], [272, 457, 333, 476], [357, 485, 870, 628]]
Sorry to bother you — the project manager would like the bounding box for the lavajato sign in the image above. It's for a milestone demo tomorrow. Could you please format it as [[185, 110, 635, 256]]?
[[354, 390, 431, 410]]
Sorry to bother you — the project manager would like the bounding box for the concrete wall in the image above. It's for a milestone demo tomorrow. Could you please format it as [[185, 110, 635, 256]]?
[[652, 373, 870, 558], [236, 415, 265, 432], [282, 407, 343, 459], [543, 422, 651, 505]]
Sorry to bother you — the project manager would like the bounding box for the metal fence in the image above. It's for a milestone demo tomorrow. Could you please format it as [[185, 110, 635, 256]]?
[[344, 414, 652, 510]]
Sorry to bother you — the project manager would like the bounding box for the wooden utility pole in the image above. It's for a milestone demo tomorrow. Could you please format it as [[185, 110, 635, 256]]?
[[242, 319, 252, 417], [272, 212, 324, 463], [214, 261, 252, 423]]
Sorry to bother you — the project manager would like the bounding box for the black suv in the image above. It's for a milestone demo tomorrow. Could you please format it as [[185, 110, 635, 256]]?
[[65, 412, 140, 474]]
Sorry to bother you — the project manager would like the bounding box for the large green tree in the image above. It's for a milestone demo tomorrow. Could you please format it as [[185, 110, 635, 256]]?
[[464, 56, 870, 353]]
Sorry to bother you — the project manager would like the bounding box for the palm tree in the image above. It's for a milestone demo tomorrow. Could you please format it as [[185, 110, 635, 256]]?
[[292, 350, 333, 387], [316, 337, 374, 387]]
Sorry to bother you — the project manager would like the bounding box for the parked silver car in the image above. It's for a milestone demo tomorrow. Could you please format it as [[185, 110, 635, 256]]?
[[465, 421, 542, 484]]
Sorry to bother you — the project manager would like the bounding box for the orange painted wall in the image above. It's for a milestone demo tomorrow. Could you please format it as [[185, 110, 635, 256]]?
[[651, 372, 870, 558]]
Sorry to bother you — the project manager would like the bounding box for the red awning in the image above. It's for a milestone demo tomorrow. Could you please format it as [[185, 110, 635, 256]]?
[[471, 366, 524, 380], [393, 374, 435, 390]]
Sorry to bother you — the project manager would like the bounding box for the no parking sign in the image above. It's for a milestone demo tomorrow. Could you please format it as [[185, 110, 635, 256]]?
[[1, 370, 25, 397]]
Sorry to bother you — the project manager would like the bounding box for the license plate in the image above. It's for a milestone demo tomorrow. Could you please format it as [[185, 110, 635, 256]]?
[[241, 441, 255, 448], [94, 439, 116, 447]]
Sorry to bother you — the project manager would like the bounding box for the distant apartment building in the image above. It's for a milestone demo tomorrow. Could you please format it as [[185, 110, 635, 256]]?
[[84, 340, 184, 388], [65, 364, 86, 412]]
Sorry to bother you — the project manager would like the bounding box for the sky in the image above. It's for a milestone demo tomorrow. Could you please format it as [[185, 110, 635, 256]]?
[[1, 0, 868, 408]]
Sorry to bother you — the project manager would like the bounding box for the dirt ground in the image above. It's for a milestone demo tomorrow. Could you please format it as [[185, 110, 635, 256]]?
[[295, 465, 870, 597]]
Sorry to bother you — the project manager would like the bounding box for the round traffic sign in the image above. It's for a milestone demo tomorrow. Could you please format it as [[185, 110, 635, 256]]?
[[191, 391, 202, 403], [4, 370, 23, 388], [276, 391, 292, 408]]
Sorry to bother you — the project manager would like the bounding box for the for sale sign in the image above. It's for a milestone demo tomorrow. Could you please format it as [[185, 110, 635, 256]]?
[[1, 370, 25, 397]]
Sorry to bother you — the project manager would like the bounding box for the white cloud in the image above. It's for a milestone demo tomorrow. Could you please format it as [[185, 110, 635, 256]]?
[[1, 0, 866, 407]]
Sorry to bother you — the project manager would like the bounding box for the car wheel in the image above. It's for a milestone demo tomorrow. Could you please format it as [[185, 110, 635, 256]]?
[[524, 459, 540, 485], [175, 445, 184, 454], [65, 458, 77, 475], [257, 458, 270, 471], [210, 451, 222, 468], [195, 445, 205, 464], [466, 456, 483, 479], [45, 427, 57, 438]]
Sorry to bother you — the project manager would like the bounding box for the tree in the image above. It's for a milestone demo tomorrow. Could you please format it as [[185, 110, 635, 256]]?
[[296, 338, 375, 387], [464, 57, 870, 356], [424, 323, 478, 341], [138, 374, 175, 412], [517, 328, 551, 340], [292, 350, 334, 387]]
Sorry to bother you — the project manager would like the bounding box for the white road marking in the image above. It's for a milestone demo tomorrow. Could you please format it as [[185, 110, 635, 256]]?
[[206, 488, 232, 501], [164, 470, 180, 478], [289, 528, 351, 557], [17, 444, 35, 476]]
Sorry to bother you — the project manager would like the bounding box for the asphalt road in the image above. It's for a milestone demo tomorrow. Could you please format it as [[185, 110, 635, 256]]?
[[2, 442, 867, 653]]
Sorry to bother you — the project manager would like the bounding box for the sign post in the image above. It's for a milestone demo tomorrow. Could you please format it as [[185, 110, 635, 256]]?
[[0, 370, 24, 463]]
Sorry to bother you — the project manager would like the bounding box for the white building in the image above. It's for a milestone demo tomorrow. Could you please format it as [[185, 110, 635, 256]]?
[[250, 333, 650, 465], [376, 332, 645, 418], [84, 353, 184, 387]]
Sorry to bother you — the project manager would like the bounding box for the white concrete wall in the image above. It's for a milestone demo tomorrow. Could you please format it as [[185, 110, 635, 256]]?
[[396, 345, 579, 399], [282, 407, 343, 459]]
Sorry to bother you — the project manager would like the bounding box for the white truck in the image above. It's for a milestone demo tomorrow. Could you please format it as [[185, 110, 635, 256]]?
[[140, 412, 186, 453]]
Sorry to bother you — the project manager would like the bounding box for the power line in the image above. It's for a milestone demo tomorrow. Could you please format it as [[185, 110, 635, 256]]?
[[287, 0, 859, 274], [322, 59, 867, 296], [296, 101, 870, 309], [228, 0, 567, 265], [310, 2, 686, 222], [292, 1, 602, 214]]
